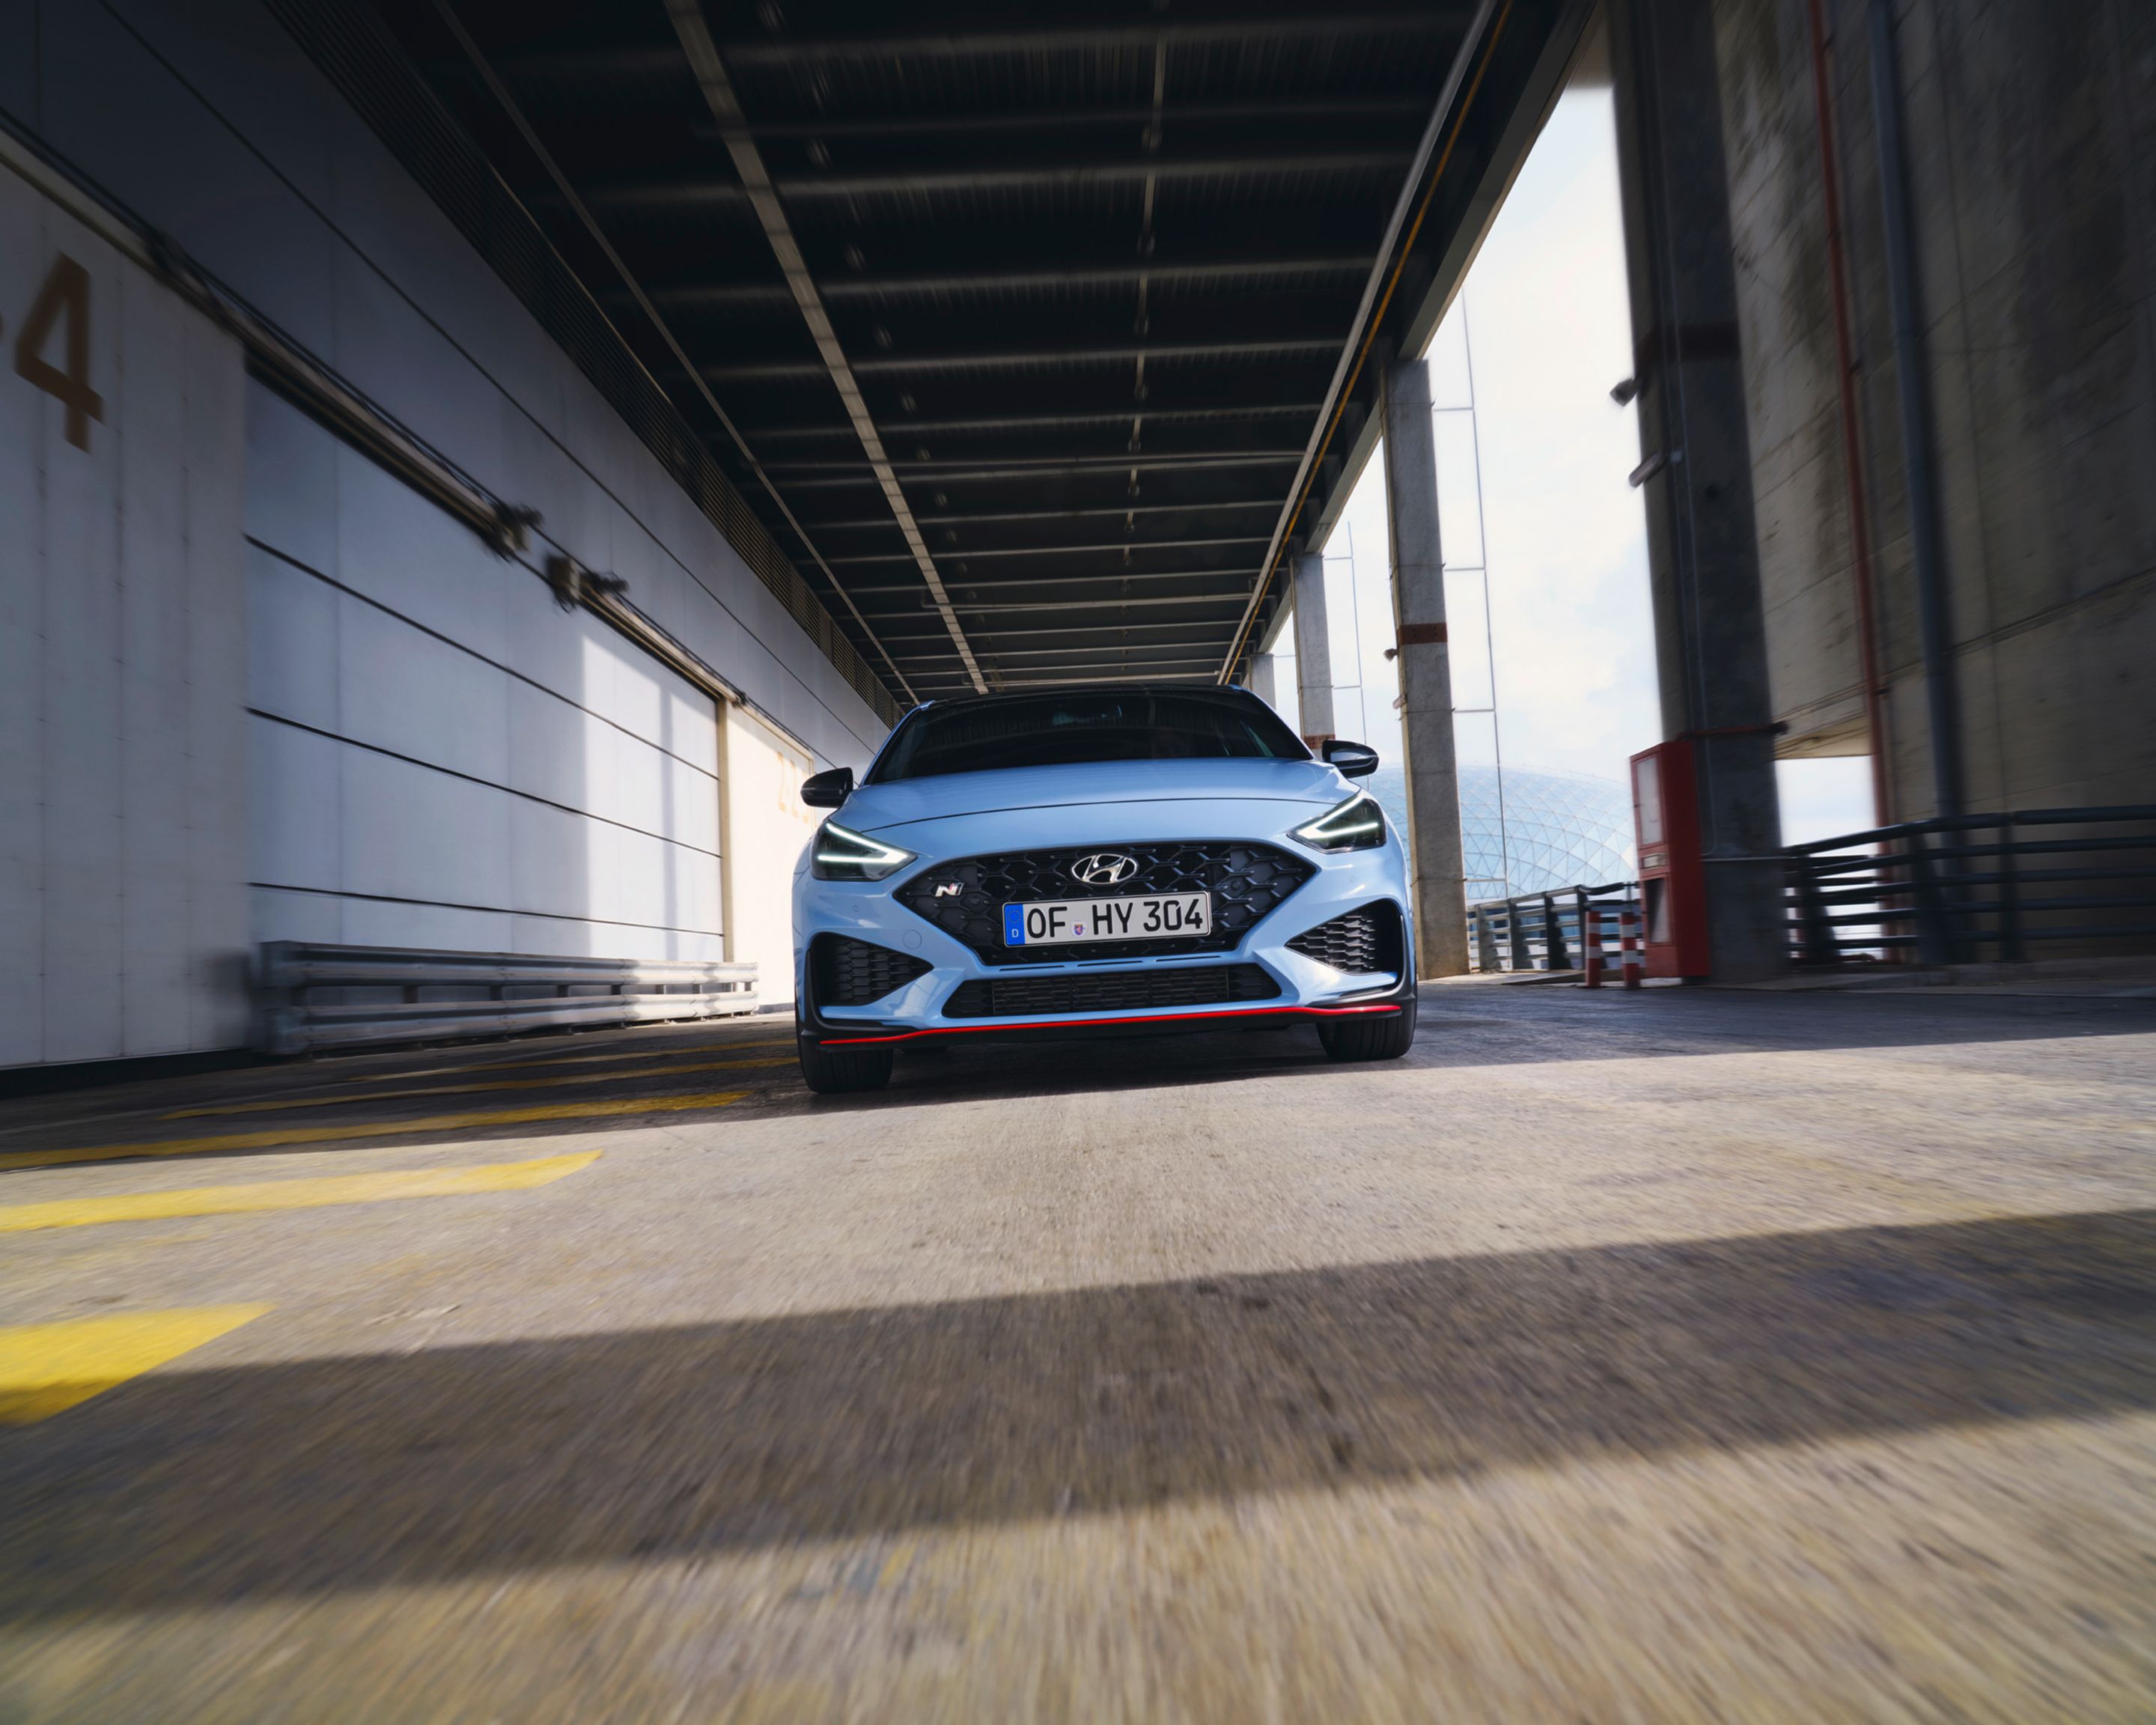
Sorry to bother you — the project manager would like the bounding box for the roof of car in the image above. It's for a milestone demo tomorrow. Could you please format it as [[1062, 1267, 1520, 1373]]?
[[904, 684, 1262, 715]]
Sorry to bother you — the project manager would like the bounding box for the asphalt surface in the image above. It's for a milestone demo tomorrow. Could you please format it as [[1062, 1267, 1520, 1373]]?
[[1, 984, 2152, 1722]]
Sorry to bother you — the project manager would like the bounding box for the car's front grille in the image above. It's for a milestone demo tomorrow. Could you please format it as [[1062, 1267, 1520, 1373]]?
[[811, 934, 933, 1006], [1285, 901, 1405, 973], [942, 964, 1281, 1020], [898, 842, 1316, 965]]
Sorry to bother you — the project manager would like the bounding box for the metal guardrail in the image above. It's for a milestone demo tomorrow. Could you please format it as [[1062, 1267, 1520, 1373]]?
[[257, 942, 758, 1055], [1467, 881, 1640, 973], [1787, 805, 2156, 967]]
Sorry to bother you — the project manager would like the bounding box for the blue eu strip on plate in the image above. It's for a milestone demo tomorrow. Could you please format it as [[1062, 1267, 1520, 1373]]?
[[1003, 904, 1027, 946]]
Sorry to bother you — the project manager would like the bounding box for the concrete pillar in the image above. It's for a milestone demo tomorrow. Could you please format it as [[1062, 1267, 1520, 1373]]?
[[1248, 649, 1279, 713], [1382, 358, 1470, 980], [1290, 550, 1335, 747], [1609, 0, 1786, 982]]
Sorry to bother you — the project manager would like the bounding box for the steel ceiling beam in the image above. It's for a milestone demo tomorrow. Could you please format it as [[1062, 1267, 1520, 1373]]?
[[824, 535, 1270, 565], [841, 568, 1260, 594], [740, 98, 1427, 140], [918, 643, 1227, 663], [743, 404, 1324, 440], [663, 0, 986, 694], [718, 14, 1474, 64], [946, 593, 1253, 615], [879, 618, 1238, 642], [576, 150, 1412, 209], [633, 255, 1375, 309], [820, 499, 1276, 530], [759, 452, 1305, 484], [699, 336, 1336, 383]]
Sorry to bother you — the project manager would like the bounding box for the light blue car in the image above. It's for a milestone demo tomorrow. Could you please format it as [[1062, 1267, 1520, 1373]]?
[[791, 684, 1417, 1093]]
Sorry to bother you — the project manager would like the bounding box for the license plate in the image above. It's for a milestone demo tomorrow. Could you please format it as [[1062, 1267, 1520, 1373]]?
[[1002, 892, 1212, 946]]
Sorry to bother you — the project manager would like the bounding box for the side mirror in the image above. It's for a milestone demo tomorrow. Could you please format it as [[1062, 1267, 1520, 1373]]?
[[1322, 740, 1379, 779], [801, 767, 855, 809]]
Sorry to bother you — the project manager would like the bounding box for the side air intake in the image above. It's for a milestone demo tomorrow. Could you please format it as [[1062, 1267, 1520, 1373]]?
[[812, 935, 933, 1006], [1285, 901, 1405, 974]]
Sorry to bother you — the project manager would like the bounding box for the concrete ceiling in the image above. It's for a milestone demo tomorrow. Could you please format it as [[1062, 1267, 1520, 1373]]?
[[361, 0, 1591, 706]]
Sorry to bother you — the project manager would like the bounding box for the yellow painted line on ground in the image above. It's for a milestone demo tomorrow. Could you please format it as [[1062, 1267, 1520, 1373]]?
[[163, 1057, 794, 1119], [0, 1305, 270, 1424], [353, 1038, 794, 1082], [0, 1092, 749, 1175], [0, 1151, 601, 1234]]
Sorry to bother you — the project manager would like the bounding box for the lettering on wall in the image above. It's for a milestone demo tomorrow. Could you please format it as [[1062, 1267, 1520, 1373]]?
[[10, 253, 103, 450]]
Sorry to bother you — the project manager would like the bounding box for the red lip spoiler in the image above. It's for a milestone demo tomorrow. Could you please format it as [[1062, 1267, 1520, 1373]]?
[[816, 1001, 1402, 1046]]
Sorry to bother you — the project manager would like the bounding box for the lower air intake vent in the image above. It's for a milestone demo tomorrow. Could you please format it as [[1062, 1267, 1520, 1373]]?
[[943, 964, 1279, 1020], [1285, 901, 1404, 973], [813, 935, 933, 1006]]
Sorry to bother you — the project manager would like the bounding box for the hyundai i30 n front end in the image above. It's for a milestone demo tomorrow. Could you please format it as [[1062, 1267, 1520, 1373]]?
[[791, 684, 1416, 1093]]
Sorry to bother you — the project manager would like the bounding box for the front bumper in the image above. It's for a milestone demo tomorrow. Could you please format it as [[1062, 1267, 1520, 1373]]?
[[793, 809, 1415, 1049]]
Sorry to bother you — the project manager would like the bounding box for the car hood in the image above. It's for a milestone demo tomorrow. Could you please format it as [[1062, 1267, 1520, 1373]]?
[[841, 758, 1355, 833]]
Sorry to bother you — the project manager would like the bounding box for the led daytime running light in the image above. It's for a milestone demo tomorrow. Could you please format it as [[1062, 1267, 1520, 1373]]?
[[811, 821, 916, 881], [1292, 792, 1386, 852]]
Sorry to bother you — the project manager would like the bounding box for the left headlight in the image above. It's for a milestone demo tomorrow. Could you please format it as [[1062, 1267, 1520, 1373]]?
[[1291, 791, 1386, 853], [811, 820, 917, 882]]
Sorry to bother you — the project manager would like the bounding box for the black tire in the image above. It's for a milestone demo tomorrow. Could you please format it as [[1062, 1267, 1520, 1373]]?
[[798, 1038, 895, 1094], [1315, 1004, 1416, 1062]]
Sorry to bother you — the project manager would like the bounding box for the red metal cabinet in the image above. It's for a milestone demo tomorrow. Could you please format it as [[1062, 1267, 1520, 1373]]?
[[1630, 740, 1711, 979]]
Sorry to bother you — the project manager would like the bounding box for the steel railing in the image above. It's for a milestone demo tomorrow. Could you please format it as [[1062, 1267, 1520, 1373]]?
[[257, 942, 759, 1055], [1787, 805, 2156, 967], [1467, 881, 1640, 974]]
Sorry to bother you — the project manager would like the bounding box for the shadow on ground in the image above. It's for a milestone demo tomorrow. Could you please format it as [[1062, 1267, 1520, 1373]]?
[[5, 1207, 2152, 1619]]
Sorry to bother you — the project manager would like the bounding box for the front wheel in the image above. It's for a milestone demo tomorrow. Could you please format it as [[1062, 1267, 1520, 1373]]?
[[798, 1038, 895, 1094], [1315, 1006, 1416, 1062]]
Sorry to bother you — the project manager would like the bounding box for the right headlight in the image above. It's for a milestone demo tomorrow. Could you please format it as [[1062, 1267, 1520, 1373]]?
[[811, 820, 917, 882], [1291, 791, 1386, 853]]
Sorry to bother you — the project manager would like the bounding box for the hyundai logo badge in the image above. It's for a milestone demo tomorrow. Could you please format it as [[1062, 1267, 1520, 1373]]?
[[1071, 853, 1139, 887], [934, 881, 962, 898]]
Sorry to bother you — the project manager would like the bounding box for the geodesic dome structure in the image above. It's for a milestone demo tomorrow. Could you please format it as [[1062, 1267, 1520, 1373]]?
[[1365, 764, 1633, 901]]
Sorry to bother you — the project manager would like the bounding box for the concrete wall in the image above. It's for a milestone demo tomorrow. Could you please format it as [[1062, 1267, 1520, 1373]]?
[[1, 0, 895, 1061], [1714, 0, 2156, 816], [719, 705, 823, 1008], [0, 151, 249, 1065], [244, 386, 726, 961]]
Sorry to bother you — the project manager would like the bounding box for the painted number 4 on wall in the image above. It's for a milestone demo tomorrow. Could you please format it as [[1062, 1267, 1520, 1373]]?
[[9, 255, 103, 450]]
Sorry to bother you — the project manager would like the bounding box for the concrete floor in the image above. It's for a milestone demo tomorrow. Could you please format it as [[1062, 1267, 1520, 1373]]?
[[1, 985, 2152, 1723]]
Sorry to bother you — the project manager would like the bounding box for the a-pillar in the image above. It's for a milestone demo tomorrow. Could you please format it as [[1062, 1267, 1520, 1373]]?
[[1610, 0, 1786, 981], [1290, 550, 1335, 749], [1383, 358, 1470, 979]]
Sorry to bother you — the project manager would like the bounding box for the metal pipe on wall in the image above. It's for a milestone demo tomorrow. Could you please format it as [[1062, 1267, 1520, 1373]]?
[[1806, 0, 1892, 827], [1866, 0, 1964, 818]]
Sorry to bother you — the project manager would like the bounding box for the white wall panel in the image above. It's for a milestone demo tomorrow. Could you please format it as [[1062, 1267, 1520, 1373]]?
[[249, 717, 340, 890], [338, 746, 511, 911], [0, 150, 249, 1068], [0, 162, 46, 1068], [720, 706, 823, 1006], [250, 884, 343, 947], [331, 447, 508, 666], [246, 545, 340, 733], [337, 595, 511, 789]]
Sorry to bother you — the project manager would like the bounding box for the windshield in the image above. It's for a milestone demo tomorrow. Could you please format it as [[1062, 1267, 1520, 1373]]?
[[869, 689, 1309, 782]]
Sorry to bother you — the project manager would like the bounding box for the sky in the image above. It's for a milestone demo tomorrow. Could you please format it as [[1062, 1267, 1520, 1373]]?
[[1267, 84, 1875, 846]]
